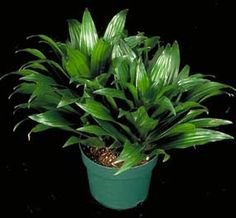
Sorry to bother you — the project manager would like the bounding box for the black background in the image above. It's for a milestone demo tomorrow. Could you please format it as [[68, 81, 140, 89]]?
[[1, 0, 235, 217]]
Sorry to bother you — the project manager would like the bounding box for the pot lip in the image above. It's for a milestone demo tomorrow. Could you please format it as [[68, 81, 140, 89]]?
[[80, 145, 157, 171]]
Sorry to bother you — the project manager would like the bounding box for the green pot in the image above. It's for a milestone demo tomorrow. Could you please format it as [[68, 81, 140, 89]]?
[[81, 148, 157, 210]]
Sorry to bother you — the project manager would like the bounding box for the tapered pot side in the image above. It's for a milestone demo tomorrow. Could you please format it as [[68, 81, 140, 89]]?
[[80, 148, 157, 210]]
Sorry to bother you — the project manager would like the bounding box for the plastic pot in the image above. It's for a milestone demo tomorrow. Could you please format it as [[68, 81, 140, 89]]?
[[81, 148, 157, 210]]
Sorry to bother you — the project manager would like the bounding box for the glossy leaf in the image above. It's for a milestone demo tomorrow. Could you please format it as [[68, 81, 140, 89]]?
[[68, 19, 81, 49], [29, 110, 73, 129], [79, 9, 98, 55], [28, 124, 52, 141], [189, 118, 233, 128], [151, 42, 180, 85], [57, 89, 78, 108], [79, 137, 105, 148], [63, 47, 90, 80], [115, 142, 144, 175], [135, 59, 150, 95], [77, 125, 108, 136], [77, 99, 114, 121], [95, 119, 127, 142], [16, 48, 46, 59], [63, 136, 80, 148], [91, 39, 112, 75], [104, 9, 128, 41], [163, 128, 234, 150], [125, 106, 158, 138]]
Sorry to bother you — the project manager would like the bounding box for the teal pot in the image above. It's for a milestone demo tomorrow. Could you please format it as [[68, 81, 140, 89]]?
[[81, 148, 157, 210]]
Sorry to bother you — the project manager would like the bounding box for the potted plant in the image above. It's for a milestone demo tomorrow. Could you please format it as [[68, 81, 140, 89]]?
[[1, 9, 234, 210]]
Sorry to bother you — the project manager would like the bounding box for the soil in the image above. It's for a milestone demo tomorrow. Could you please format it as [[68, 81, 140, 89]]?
[[83, 146, 149, 168], [83, 146, 120, 167]]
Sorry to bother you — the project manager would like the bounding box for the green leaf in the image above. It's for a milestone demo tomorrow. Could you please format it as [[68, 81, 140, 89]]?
[[28, 124, 52, 141], [95, 119, 127, 143], [113, 57, 130, 84], [144, 36, 160, 50], [164, 123, 196, 138], [16, 48, 46, 59], [94, 88, 126, 100], [68, 19, 81, 49], [63, 47, 90, 80], [124, 34, 147, 48], [125, 106, 158, 138], [79, 9, 98, 55], [187, 81, 231, 102], [29, 34, 63, 56], [22, 61, 48, 72], [112, 39, 136, 60], [91, 39, 112, 76], [152, 96, 176, 117], [178, 65, 190, 80], [77, 125, 108, 136], [79, 137, 105, 148], [77, 99, 114, 121], [57, 89, 78, 108], [189, 118, 233, 128], [104, 9, 128, 41], [115, 142, 144, 175], [151, 41, 180, 85], [152, 149, 170, 162], [63, 136, 80, 148], [136, 59, 150, 96], [162, 128, 234, 150], [29, 110, 73, 129]]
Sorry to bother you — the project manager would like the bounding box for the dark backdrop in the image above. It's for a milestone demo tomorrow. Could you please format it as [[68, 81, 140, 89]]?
[[1, 0, 235, 217]]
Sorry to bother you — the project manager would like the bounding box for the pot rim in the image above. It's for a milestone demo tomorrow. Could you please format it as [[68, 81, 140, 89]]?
[[80, 145, 157, 171]]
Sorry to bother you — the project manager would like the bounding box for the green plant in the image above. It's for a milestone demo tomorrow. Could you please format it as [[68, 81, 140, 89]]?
[[2, 9, 234, 174]]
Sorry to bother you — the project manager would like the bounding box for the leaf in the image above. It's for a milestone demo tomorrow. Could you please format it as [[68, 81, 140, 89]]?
[[112, 39, 136, 60], [29, 110, 73, 129], [68, 19, 81, 49], [77, 125, 108, 136], [115, 142, 144, 175], [29, 34, 63, 56], [164, 123, 196, 138], [94, 88, 126, 100], [13, 119, 28, 132], [150, 41, 180, 85], [16, 48, 46, 59], [57, 89, 78, 108], [79, 137, 105, 148], [79, 9, 98, 55], [76, 99, 114, 121], [135, 59, 150, 96], [178, 65, 190, 80], [95, 119, 127, 143], [187, 81, 232, 102], [143, 36, 160, 53], [152, 96, 176, 117], [125, 83, 139, 103], [162, 128, 234, 150], [104, 9, 128, 41], [124, 34, 147, 48], [63, 47, 90, 80], [91, 39, 112, 75], [180, 109, 208, 123], [125, 106, 158, 138], [113, 57, 130, 83], [189, 118, 233, 128], [152, 149, 170, 162], [22, 61, 48, 72], [28, 124, 52, 141], [63, 136, 80, 148]]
